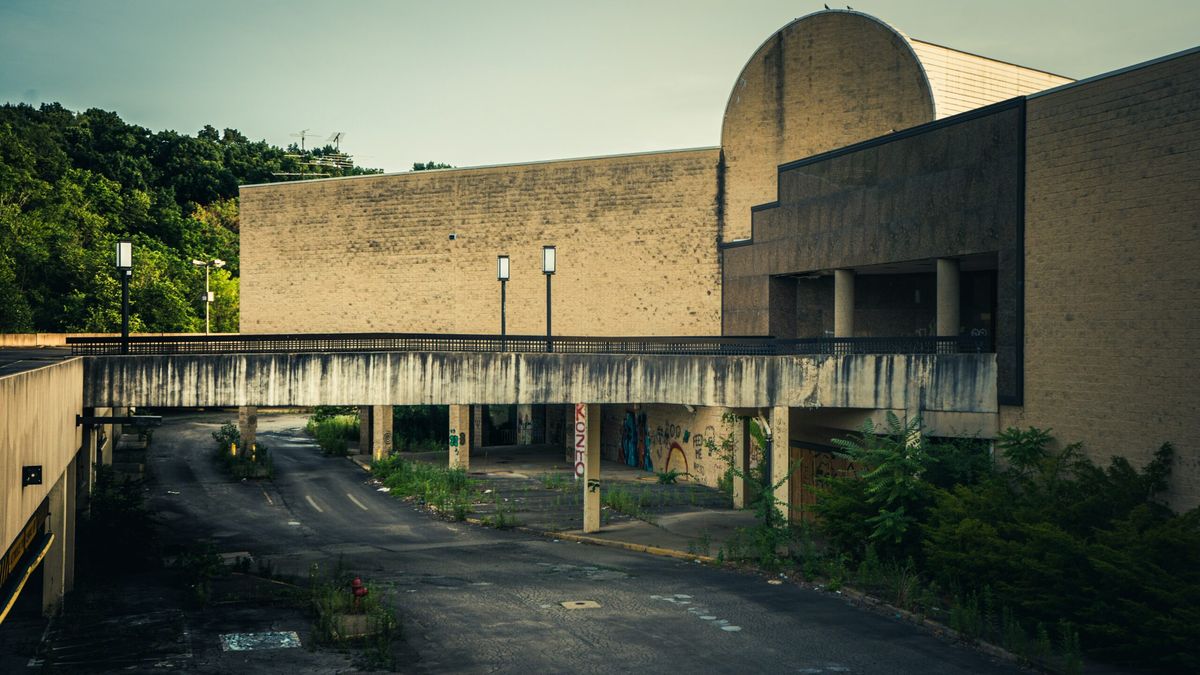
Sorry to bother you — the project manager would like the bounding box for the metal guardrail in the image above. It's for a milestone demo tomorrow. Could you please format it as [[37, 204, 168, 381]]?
[[66, 333, 992, 356]]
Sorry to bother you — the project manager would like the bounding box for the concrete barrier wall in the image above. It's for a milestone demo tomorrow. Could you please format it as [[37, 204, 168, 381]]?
[[82, 351, 996, 413], [1, 359, 83, 555], [0, 333, 237, 348]]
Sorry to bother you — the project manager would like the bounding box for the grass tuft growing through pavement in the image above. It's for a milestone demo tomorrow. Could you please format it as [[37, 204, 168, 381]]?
[[601, 486, 655, 523], [371, 455, 474, 520]]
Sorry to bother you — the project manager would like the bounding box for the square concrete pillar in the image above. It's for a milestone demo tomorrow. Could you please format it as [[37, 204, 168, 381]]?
[[98, 406, 114, 467], [108, 406, 126, 464], [358, 406, 372, 453], [80, 411, 97, 505], [936, 258, 961, 340], [62, 457, 77, 594], [238, 406, 257, 458], [834, 269, 855, 338], [517, 404, 533, 445], [449, 405, 470, 470], [769, 406, 790, 524], [575, 403, 602, 533], [733, 416, 751, 509], [42, 467, 72, 615], [471, 405, 483, 451], [370, 405, 393, 461]]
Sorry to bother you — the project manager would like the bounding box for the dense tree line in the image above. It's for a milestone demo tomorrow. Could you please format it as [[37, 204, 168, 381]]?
[[0, 103, 379, 333]]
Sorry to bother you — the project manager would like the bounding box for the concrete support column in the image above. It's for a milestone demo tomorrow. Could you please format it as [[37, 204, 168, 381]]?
[[42, 465, 74, 615], [449, 405, 470, 470], [370, 405, 393, 461], [732, 416, 751, 509], [99, 406, 114, 467], [936, 258, 960, 338], [769, 406, 790, 523], [834, 269, 855, 338], [80, 409, 97, 503], [575, 403, 601, 533], [110, 406, 126, 463], [471, 405, 483, 451], [517, 404, 533, 445], [62, 458, 77, 594], [237, 406, 257, 458], [358, 406, 372, 454]]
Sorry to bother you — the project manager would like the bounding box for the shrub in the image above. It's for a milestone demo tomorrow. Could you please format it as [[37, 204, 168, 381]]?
[[211, 420, 272, 478], [922, 438, 1200, 669], [813, 413, 991, 562], [371, 455, 474, 520], [393, 405, 449, 451], [306, 414, 359, 456]]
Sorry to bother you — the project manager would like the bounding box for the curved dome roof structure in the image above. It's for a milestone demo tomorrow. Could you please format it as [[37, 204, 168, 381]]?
[[720, 10, 1071, 242]]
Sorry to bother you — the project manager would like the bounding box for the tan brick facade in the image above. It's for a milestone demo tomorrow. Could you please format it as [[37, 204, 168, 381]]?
[[241, 149, 722, 336], [718, 12, 1069, 244], [720, 12, 935, 243], [1007, 51, 1200, 509], [908, 40, 1072, 119]]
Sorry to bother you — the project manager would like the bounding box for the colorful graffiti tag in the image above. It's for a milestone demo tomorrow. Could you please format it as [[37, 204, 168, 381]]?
[[574, 404, 587, 478], [620, 411, 653, 472]]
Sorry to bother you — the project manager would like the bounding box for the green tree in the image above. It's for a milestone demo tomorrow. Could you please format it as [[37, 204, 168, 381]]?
[[412, 161, 453, 171]]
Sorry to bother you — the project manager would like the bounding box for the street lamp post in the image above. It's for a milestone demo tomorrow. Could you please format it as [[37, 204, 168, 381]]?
[[542, 245, 556, 352], [497, 255, 510, 348], [192, 258, 226, 335], [116, 240, 132, 354]]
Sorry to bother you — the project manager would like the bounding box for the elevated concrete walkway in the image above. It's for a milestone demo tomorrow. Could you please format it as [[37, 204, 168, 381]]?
[[81, 351, 997, 416]]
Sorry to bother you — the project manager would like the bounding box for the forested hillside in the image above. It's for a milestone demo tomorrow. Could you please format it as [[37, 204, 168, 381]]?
[[0, 103, 380, 333]]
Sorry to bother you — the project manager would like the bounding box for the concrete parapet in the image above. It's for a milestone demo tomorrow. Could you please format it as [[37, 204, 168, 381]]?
[[81, 352, 997, 415]]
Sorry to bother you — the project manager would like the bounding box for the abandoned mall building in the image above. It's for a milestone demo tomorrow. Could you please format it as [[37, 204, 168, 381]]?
[[5, 9, 1199, 619], [235, 10, 1198, 510]]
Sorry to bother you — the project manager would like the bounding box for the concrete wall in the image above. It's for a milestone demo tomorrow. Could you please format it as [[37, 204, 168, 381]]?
[[1006, 50, 1200, 509], [0, 359, 82, 557], [80, 351, 997, 414], [0, 333, 234, 348], [240, 148, 721, 337], [600, 404, 739, 487]]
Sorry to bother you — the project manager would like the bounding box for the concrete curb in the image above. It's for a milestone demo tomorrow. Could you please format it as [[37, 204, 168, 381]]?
[[533, 530, 718, 565]]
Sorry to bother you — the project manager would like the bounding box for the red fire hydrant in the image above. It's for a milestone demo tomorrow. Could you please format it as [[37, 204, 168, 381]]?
[[350, 576, 369, 613]]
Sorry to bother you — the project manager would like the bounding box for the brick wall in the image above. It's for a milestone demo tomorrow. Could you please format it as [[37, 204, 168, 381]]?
[[720, 12, 936, 243], [1008, 51, 1200, 510], [240, 149, 722, 336], [908, 40, 1073, 119]]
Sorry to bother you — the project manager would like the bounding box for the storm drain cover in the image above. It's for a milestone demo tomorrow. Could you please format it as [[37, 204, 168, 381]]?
[[560, 600, 601, 609], [219, 631, 301, 652]]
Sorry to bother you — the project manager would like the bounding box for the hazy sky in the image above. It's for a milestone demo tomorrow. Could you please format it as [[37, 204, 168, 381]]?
[[2, 0, 1197, 173]]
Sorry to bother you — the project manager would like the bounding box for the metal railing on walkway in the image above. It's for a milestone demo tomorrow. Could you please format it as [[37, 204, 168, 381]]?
[[66, 333, 992, 357]]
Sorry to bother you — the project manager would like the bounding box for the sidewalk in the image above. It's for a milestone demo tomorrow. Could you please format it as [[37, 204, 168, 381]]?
[[352, 444, 760, 561]]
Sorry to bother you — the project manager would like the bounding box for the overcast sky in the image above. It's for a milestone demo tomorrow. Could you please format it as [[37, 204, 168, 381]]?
[[1, 0, 1197, 173]]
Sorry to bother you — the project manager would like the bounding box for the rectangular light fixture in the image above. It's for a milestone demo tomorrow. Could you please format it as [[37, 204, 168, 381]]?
[[497, 255, 510, 281], [116, 241, 132, 270], [542, 245, 556, 275]]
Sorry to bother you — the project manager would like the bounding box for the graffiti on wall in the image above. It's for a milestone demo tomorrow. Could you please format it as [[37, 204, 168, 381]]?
[[618, 409, 729, 483], [621, 411, 654, 472]]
